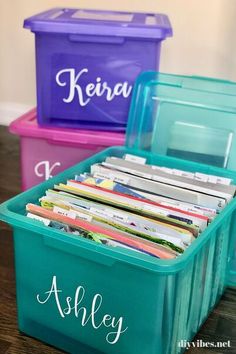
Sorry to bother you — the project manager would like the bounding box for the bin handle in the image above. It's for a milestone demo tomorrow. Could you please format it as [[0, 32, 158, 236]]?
[[68, 34, 125, 44]]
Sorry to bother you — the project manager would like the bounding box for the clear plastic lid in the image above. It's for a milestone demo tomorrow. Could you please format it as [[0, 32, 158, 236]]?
[[24, 8, 172, 39], [126, 72, 236, 170]]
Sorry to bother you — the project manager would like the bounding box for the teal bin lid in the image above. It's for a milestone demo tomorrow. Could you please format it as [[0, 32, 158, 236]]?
[[126, 72, 236, 171]]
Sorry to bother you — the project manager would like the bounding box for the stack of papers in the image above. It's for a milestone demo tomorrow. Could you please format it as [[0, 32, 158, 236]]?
[[26, 153, 236, 260]]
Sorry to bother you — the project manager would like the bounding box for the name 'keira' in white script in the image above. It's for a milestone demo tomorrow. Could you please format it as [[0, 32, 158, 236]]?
[[36, 275, 128, 345], [55, 68, 133, 106]]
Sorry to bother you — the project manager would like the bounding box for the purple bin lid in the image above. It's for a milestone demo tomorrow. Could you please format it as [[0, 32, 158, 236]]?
[[9, 109, 125, 146], [24, 8, 172, 39]]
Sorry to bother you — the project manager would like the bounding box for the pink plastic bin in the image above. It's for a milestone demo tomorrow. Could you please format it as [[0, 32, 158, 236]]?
[[9, 109, 125, 190]]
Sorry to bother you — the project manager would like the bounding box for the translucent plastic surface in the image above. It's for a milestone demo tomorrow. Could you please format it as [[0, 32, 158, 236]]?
[[126, 72, 236, 170]]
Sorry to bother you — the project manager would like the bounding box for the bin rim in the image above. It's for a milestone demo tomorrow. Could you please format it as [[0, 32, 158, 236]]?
[[1, 146, 236, 275]]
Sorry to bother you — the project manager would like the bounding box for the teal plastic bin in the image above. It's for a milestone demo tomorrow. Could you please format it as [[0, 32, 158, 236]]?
[[1, 72, 236, 354]]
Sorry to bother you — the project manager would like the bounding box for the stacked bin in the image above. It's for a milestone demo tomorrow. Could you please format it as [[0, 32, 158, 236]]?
[[9, 7, 172, 189], [9, 109, 125, 190], [23, 8, 173, 130]]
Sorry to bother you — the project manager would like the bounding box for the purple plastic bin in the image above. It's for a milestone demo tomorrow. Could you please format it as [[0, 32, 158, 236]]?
[[24, 8, 172, 131], [9, 109, 125, 190]]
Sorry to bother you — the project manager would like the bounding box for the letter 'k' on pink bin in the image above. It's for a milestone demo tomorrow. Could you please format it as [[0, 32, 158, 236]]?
[[9, 109, 125, 190], [24, 8, 172, 131]]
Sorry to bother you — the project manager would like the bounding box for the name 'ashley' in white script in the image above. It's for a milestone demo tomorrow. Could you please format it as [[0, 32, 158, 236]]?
[[55, 68, 132, 106], [37, 276, 128, 345]]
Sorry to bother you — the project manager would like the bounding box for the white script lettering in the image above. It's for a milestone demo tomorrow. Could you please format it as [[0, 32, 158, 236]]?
[[34, 161, 61, 180], [55, 68, 132, 106], [37, 275, 128, 345]]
